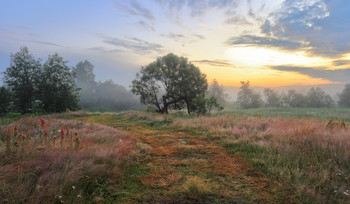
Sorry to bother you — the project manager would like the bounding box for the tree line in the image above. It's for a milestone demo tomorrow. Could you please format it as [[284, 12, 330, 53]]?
[[0, 47, 140, 116], [1, 49, 350, 116], [236, 81, 350, 109]]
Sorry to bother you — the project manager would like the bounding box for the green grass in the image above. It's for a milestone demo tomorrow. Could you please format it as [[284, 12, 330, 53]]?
[[215, 107, 350, 121], [223, 141, 350, 203]]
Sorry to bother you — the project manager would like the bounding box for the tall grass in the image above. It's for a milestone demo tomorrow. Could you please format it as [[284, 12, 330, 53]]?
[[0, 116, 142, 203], [172, 115, 350, 202]]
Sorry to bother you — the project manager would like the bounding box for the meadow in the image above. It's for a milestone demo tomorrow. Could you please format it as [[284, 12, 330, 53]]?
[[1, 108, 350, 203]]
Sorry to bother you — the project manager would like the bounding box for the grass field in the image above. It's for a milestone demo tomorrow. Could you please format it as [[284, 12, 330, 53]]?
[[1, 108, 350, 203]]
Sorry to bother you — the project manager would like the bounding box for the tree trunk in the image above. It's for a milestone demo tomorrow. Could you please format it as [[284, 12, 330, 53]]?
[[185, 100, 191, 115], [162, 96, 169, 114]]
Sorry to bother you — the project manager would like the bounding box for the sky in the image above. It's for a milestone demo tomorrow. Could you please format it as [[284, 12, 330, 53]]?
[[1, 0, 350, 88]]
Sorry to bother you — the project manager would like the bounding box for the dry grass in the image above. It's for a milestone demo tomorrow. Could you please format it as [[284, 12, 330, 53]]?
[[181, 176, 214, 199], [140, 165, 183, 188], [0, 116, 140, 203], [172, 115, 350, 202]]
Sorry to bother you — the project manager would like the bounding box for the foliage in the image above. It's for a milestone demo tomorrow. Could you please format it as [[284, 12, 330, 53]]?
[[72, 60, 97, 109], [207, 79, 228, 108], [3, 47, 41, 113], [131, 53, 208, 114], [39, 53, 80, 112], [2, 47, 80, 114], [236, 81, 262, 109], [282, 89, 307, 107], [306, 87, 334, 108], [73, 60, 141, 112], [338, 84, 350, 107], [0, 86, 11, 116], [190, 95, 223, 115], [94, 80, 140, 111], [264, 88, 282, 107]]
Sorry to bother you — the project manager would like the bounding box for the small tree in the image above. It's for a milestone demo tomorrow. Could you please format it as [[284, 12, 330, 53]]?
[[236, 81, 262, 109], [264, 88, 282, 107], [207, 79, 228, 108], [3, 46, 41, 113], [338, 84, 350, 107]]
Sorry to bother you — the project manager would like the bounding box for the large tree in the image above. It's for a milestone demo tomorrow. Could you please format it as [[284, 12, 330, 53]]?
[[131, 53, 208, 114], [3, 46, 41, 113], [39, 53, 80, 112]]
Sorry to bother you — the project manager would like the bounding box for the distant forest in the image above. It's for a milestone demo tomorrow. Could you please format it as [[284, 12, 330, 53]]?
[[1, 47, 350, 116]]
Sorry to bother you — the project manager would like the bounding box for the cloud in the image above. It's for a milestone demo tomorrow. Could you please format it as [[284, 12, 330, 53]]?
[[86, 46, 124, 53], [333, 60, 350, 67], [226, 35, 307, 51], [135, 20, 155, 31], [261, 0, 350, 58], [155, 0, 238, 19], [225, 15, 251, 25], [191, 59, 236, 68], [102, 36, 163, 55], [270, 65, 350, 83], [27, 40, 65, 47], [161, 32, 205, 45], [114, 0, 155, 21]]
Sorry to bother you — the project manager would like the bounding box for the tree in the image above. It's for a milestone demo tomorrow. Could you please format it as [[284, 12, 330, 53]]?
[[282, 89, 307, 108], [39, 53, 80, 112], [236, 81, 262, 109], [190, 95, 223, 115], [72, 60, 97, 108], [207, 79, 228, 108], [94, 80, 139, 111], [131, 53, 208, 114], [3, 46, 41, 113], [264, 88, 282, 107], [73, 60, 96, 86], [306, 87, 334, 108], [0, 86, 11, 116], [338, 84, 350, 107]]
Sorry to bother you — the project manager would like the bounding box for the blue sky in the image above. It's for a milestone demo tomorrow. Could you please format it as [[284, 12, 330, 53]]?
[[1, 0, 350, 87]]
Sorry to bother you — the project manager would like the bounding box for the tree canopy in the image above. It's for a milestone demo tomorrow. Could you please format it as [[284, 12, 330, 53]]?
[[3, 47, 41, 113], [338, 84, 350, 107], [236, 81, 262, 109], [131, 53, 208, 114], [2, 47, 80, 114]]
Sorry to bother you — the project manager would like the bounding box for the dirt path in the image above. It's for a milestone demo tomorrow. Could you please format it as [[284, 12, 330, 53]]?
[[78, 114, 290, 203]]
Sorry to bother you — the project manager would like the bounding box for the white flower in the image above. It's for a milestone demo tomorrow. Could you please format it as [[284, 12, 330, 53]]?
[[344, 192, 349, 196], [72, 186, 75, 189], [77, 194, 82, 198]]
